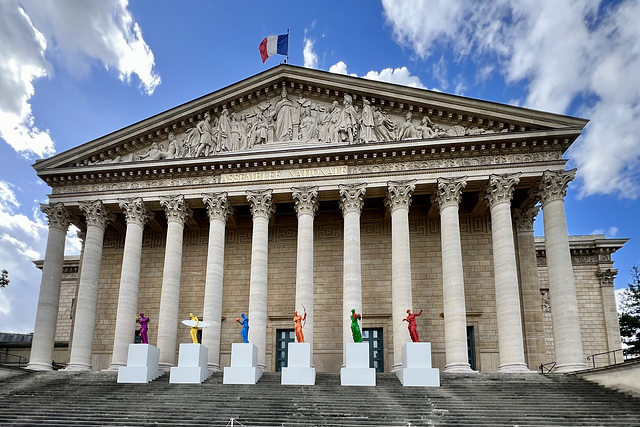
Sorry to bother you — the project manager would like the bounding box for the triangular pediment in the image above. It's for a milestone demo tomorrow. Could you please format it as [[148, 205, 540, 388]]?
[[34, 64, 587, 174]]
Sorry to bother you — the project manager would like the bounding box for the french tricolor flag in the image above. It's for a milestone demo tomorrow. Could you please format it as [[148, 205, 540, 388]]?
[[259, 34, 288, 63]]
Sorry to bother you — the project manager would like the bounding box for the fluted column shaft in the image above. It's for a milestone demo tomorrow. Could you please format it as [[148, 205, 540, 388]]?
[[67, 201, 112, 371], [535, 169, 586, 372], [339, 183, 366, 365], [485, 174, 529, 372], [202, 193, 231, 371], [27, 203, 71, 371], [247, 190, 274, 371], [385, 180, 416, 372], [293, 187, 318, 349], [157, 195, 190, 370], [108, 198, 151, 370], [435, 177, 473, 372]]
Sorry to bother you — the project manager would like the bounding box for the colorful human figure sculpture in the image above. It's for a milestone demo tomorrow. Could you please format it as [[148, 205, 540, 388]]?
[[293, 310, 307, 343], [350, 309, 363, 343], [236, 313, 249, 343], [189, 312, 199, 344], [404, 309, 423, 342], [136, 313, 150, 344]]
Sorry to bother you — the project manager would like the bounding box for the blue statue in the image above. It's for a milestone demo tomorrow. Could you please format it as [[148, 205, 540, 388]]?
[[236, 313, 249, 343]]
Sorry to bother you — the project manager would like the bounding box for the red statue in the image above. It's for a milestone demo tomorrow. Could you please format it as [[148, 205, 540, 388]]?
[[293, 310, 307, 343], [403, 309, 423, 342]]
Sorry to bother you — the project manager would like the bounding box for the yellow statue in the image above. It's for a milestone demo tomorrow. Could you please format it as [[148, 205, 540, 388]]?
[[189, 312, 199, 344]]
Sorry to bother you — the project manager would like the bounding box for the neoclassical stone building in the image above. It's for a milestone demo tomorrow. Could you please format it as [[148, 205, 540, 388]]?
[[27, 65, 625, 374]]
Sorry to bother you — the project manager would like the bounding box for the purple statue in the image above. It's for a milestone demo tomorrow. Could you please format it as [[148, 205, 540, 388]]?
[[136, 313, 150, 344]]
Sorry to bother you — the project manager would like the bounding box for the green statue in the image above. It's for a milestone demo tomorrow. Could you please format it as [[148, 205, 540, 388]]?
[[350, 309, 362, 343]]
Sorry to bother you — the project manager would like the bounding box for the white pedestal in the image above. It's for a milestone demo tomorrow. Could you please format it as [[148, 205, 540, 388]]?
[[223, 343, 262, 384], [340, 342, 376, 386], [169, 343, 212, 384], [117, 344, 162, 383], [281, 343, 316, 385], [396, 342, 440, 387]]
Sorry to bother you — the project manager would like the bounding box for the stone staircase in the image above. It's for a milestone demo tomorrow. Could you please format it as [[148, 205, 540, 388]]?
[[1, 369, 639, 426]]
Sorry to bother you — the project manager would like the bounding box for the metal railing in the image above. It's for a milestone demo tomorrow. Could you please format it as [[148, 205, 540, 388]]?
[[0, 352, 28, 367], [586, 348, 625, 369], [539, 361, 556, 373]]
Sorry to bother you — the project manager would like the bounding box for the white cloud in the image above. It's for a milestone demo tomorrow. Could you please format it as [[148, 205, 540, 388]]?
[[607, 226, 619, 237], [0, 0, 160, 159], [303, 37, 318, 69], [382, 0, 640, 199], [329, 61, 425, 89]]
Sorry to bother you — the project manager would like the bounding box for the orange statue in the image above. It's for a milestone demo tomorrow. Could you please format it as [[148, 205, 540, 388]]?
[[293, 310, 307, 343]]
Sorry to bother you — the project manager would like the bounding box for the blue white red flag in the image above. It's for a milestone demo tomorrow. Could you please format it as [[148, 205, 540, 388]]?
[[259, 34, 288, 63]]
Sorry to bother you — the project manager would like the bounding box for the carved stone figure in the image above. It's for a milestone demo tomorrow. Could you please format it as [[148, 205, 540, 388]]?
[[320, 100, 341, 143], [185, 112, 215, 157], [399, 111, 419, 140], [298, 103, 317, 142], [416, 115, 440, 139], [166, 132, 183, 159], [359, 98, 376, 143], [239, 114, 251, 149], [338, 94, 358, 144], [217, 107, 231, 153], [374, 107, 396, 141], [272, 88, 295, 141], [250, 105, 270, 146], [138, 141, 170, 161]]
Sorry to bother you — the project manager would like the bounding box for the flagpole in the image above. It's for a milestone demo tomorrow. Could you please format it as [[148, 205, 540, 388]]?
[[286, 28, 290, 64]]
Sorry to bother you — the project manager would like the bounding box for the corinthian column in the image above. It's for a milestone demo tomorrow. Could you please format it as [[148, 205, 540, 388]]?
[[156, 195, 190, 370], [485, 173, 529, 372], [534, 169, 586, 372], [27, 203, 71, 371], [434, 177, 473, 372], [385, 180, 416, 372], [292, 186, 319, 349], [246, 189, 274, 371], [514, 207, 546, 368], [201, 192, 232, 371], [338, 183, 366, 364], [108, 198, 152, 370], [66, 201, 112, 371]]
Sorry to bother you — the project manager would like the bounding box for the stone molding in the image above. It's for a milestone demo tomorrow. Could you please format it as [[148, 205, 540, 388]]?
[[79, 200, 113, 230], [292, 186, 319, 218], [202, 192, 232, 222], [246, 189, 274, 219], [384, 180, 416, 212], [338, 183, 367, 215], [40, 202, 71, 231], [434, 176, 467, 209], [597, 268, 617, 287], [484, 173, 521, 208], [514, 207, 540, 233], [118, 197, 153, 226], [532, 169, 577, 206], [159, 195, 191, 224]]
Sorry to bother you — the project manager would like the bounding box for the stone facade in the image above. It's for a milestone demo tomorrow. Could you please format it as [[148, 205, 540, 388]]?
[[28, 65, 626, 373]]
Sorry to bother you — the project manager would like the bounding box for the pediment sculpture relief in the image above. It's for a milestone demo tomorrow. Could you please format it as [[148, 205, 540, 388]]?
[[92, 90, 499, 165]]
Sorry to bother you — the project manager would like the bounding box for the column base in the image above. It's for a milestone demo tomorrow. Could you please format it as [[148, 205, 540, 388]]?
[[207, 363, 221, 372], [498, 362, 535, 373], [105, 362, 125, 371], [554, 362, 587, 373], [158, 362, 175, 372], [444, 362, 475, 373], [65, 363, 92, 371], [25, 362, 53, 371]]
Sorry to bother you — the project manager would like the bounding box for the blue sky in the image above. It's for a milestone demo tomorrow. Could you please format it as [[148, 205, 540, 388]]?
[[1, 0, 638, 332]]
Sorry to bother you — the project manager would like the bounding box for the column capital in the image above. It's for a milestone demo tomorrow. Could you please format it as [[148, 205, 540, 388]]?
[[246, 189, 274, 219], [532, 169, 577, 206], [484, 173, 521, 208], [40, 202, 71, 232], [514, 206, 540, 233], [385, 180, 416, 213], [202, 192, 232, 222], [79, 200, 113, 230], [597, 268, 617, 287], [292, 186, 319, 218], [434, 176, 467, 209], [338, 183, 366, 215], [159, 195, 191, 224], [118, 197, 153, 226]]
